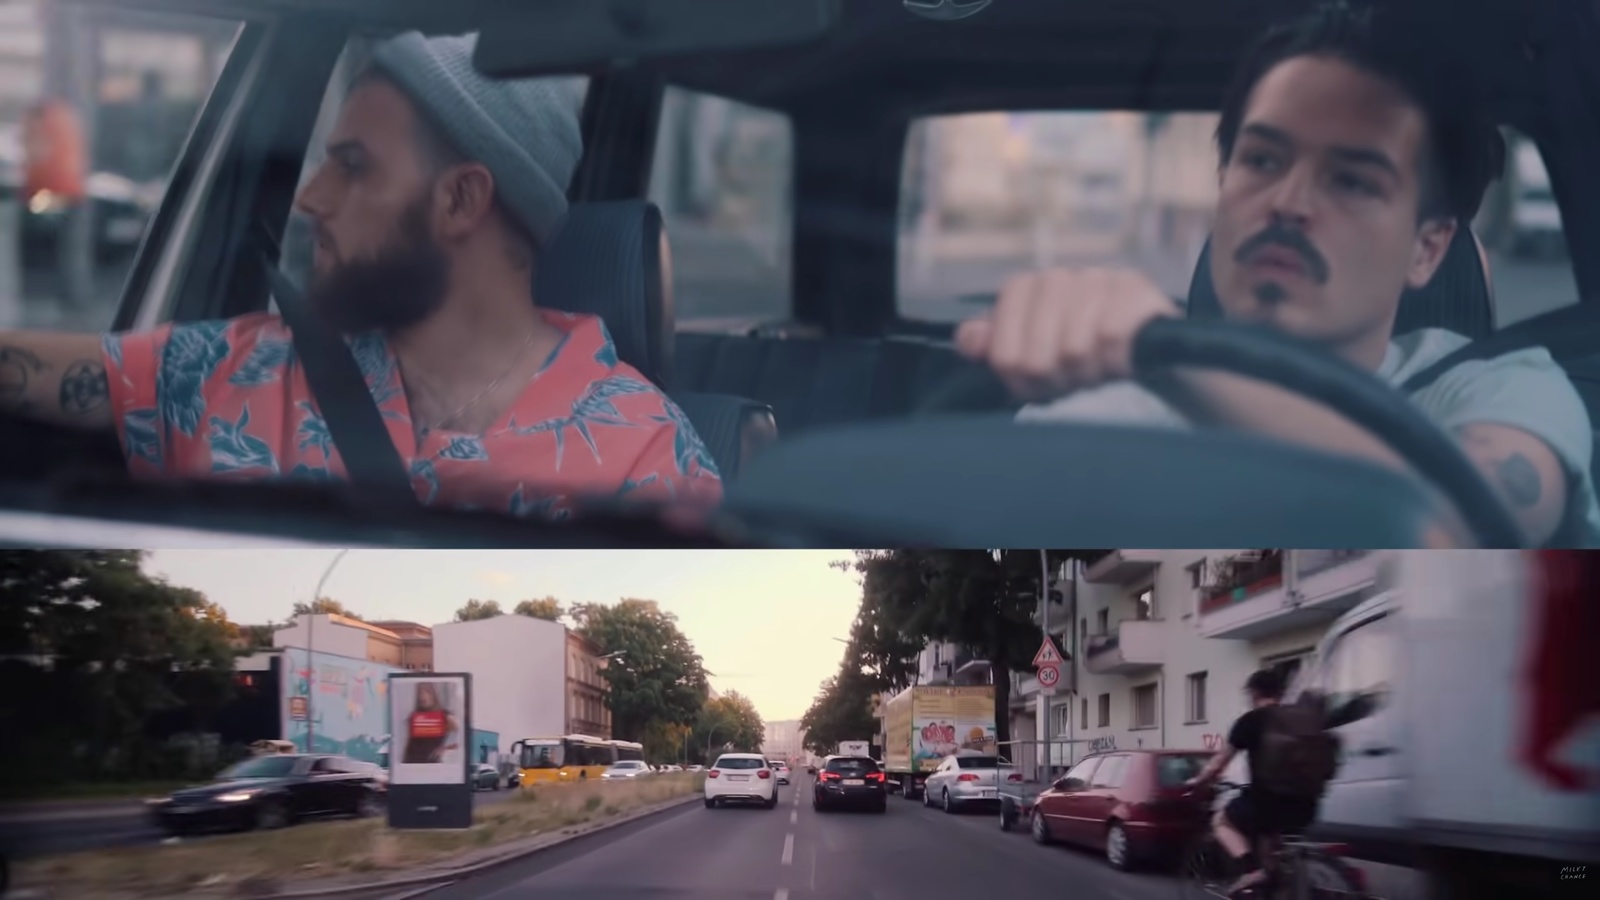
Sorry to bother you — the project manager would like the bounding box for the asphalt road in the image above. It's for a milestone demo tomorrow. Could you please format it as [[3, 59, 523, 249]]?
[[417, 774, 1179, 900], [0, 786, 519, 861]]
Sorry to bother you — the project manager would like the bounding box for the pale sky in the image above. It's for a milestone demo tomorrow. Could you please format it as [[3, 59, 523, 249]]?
[[145, 550, 862, 721]]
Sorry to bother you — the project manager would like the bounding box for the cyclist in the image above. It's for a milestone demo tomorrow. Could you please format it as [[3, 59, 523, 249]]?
[[1183, 667, 1340, 898]]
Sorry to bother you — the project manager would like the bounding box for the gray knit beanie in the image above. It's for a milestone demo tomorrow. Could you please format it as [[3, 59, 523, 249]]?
[[370, 31, 584, 246]]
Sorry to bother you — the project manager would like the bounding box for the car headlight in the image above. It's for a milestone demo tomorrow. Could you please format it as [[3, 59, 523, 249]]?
[[216, 791, 258, 802]]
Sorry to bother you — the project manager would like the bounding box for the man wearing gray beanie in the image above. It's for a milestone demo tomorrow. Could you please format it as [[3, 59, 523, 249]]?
[[0, 32, 723, 519]]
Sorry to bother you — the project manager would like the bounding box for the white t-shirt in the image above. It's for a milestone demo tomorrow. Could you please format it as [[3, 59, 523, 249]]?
[[1016, 327, 1599, 547]]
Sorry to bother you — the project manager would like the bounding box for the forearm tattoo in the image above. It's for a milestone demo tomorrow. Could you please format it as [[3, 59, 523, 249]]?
[[59, 359, 110, 415], [0, 345, 46, 412]]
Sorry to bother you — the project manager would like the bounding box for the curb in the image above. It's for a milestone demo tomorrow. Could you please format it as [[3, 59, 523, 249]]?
[[258, 791, 702, 899]]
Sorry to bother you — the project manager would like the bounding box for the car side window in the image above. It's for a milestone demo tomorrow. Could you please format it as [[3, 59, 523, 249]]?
[[1, 13, 241, 333], [1318, 614, 1397, 724], [648, 86, 793, 329], [1090, 754, 1128, 788], [310, 757, 336, 773], [1061, 756, 1100, 787]]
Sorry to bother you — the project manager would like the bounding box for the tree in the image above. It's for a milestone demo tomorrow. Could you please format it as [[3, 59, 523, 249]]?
[[694, 691, 765, 760], [570, 598, 709, 742], [513, 596, 563, 622], [800, 674, 877, 755], [239, 623, 277, 650], [292, 597, 362, 620], [837, 550, 1107, 748], [454, 598, 504, 622], [0, 550, 239, 787]]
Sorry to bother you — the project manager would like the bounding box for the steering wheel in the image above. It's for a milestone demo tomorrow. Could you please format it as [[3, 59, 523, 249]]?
[[918, 316, 1524, 548]]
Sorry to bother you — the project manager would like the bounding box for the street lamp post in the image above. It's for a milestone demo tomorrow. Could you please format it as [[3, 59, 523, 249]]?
[[705, 721, 727, 762], [304, 549, 350, 753]]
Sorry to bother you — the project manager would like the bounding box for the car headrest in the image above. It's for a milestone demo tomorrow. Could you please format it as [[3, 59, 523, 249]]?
[[536, 200, 673, 388], [1185, 226, 1494, 340]]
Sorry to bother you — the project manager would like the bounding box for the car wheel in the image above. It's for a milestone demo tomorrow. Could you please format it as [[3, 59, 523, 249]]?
[[704, 797, 716, 809], [874, 801, 887, 814], [921, 785, 932, 807], [765, 793, 778, 809], [255, 801, 289, 830], [1105, 821, 1132, 870], [1031, 809, 1052, 845], [356, 792, 383, 818], [942, 789, 955, 814]]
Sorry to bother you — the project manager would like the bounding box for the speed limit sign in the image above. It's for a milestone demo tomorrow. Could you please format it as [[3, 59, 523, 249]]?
[[1037, 664, 1061, 688]]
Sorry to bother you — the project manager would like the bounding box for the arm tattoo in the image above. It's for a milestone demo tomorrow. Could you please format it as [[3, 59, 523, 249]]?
[[1494, 453, 1543, 509], [59, 359, 110, 416], [0, 345, 46, 410]]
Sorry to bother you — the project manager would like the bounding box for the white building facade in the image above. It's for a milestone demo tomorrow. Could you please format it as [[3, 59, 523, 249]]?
[[431, 615, 569, 750], [1007, 550, 1384, 776]]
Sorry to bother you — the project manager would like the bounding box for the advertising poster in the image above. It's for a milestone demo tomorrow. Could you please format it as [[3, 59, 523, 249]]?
[[388, 674, 470, 785], [913, 686, 998, 771]]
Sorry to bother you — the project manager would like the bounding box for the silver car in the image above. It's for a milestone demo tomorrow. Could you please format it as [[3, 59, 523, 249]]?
[[600, 760, 652, 780], [920, 753, 1017, 813]]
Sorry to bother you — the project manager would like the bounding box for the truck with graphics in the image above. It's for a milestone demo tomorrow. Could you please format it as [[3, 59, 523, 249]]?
[[881, 684, 997, 800]]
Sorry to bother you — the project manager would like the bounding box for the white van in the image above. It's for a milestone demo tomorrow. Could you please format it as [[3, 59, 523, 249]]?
[[1291, 551, 1598, 897]]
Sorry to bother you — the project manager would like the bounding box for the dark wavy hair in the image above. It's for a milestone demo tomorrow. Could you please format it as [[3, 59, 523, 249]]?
[[1214, 1, 1506, 224], [1245, 667, 1288, 700]]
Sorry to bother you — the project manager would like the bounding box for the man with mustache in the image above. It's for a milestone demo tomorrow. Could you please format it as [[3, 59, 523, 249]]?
[[957, 3, 1598, 548], [0, 32, 722, 517]]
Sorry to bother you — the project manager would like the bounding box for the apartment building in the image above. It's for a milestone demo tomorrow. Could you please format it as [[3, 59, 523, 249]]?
[[565, 630, 611, 739], [1011, 549, 1384, 771], [273, 614, 433, 670]]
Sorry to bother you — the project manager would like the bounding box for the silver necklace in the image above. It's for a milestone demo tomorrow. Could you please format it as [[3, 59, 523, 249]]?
[[416, 328, 539, 435]]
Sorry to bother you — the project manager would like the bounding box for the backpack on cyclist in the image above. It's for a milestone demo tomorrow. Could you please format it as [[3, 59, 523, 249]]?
[[1254, 693, 1342, 799]]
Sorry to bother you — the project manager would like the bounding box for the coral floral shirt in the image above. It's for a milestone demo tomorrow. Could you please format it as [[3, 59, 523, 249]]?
[[101, 310, 723, 518]]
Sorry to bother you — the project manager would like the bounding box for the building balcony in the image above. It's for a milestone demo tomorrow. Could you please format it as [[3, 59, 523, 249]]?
[[1083, 619, 1164, 676], [952, 648, 990, 679], [1083, 550, 1163, 585], [1199, 550, 1381, 641]]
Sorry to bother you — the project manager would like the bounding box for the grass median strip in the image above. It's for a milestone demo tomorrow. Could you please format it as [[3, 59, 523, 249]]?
[[15, 773, 705, 899]]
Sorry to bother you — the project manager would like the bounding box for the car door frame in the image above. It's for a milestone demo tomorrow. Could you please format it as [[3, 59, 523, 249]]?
[[1081, 752, 1131, 850], [1038, 755, 1101, 845]]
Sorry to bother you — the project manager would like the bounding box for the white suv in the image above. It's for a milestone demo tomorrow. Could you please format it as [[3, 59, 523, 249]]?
[[704, 753, 779, 809]]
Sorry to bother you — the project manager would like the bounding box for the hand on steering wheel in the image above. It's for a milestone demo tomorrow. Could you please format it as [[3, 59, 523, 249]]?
[[927, 267, 1524, 549]]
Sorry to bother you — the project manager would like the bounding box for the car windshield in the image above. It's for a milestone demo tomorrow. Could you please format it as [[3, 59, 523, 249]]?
[[955, 756, 999, 769], [825, 758, 877, 775], [218, 756, 298, 779], [715, 757, 764, 770]]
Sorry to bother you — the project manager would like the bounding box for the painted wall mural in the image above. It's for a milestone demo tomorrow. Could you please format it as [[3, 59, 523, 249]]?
[[280, 646, 406, 763]]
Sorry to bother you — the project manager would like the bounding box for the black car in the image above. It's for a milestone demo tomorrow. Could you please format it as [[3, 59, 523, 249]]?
[[146, 753, 385, 835], [813, 755, 887, 813]]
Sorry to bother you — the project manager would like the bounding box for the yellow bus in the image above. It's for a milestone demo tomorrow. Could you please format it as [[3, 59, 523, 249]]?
[[609, 739, 645, 763], [511, 734, 614, 784]]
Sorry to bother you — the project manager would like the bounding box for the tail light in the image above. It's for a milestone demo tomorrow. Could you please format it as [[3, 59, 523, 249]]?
[[758, 770, 771, 779], [866, 772, 885, 783], [708, 770, 720, 778], [1006, 773, 1023, 782], [957, 773, 980, 782], [822, 772, 841, 782]]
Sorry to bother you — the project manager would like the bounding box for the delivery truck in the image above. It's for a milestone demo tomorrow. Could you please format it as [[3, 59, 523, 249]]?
[[882, 684, 998, 800], [837, 740, 871, 757], [1292, 550, 1597, 897]]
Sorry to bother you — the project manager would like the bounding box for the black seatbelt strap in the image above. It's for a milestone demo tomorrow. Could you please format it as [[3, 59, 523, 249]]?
[[255, 223, 416, 504], [1401, 303, 1600, 394]]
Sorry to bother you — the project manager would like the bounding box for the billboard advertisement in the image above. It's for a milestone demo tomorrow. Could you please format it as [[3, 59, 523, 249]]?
[[912, 686, 997, 771], [279, 647, 404, 763], [389, 674, 470, 785], [387, 672, 473, 829]]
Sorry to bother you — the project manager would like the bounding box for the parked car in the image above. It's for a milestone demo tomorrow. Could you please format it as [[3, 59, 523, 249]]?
[[601, 760, 653, 780], [704, 753, 778, 809], [812, 755, 887, 813], [921, 752, 1021, 814], [472, 763, 502, 790], [1028, 749, 1212, 870], [145, 753, 384, 836]]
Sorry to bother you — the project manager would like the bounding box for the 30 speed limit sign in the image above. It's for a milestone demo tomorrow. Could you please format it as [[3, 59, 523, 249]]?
[[1037, 664, 1061, 688]]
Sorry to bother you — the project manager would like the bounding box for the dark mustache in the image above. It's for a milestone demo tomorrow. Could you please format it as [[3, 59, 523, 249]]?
[[1234, 225, 1329, 284]]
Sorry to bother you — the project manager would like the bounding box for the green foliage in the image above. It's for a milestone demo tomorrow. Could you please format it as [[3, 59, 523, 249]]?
[[570, 598, 710, 742], [0, 550, 240, 788], [454, 599, 504, 622], [292, 596, 362, 619], [513, 596, 564, 621], [800, 674, 877, 755], [694, 691, 765, 760]]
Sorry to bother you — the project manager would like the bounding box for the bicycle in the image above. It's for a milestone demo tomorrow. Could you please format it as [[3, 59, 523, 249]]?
[[1176, 781, 1370, 900]]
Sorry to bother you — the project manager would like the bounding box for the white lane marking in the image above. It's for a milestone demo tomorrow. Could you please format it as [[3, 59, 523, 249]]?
[[774, 890, 789, 900], [781, 832, 795, 865], [790, 810, 797, 823]]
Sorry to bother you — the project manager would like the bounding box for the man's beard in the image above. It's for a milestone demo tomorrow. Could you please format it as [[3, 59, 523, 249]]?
[[307, 196, 450, 335]]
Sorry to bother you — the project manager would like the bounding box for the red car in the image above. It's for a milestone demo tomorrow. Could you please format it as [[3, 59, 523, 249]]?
[[1028, 749, 1212, 870]]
